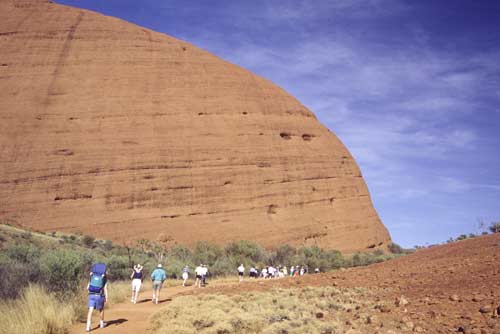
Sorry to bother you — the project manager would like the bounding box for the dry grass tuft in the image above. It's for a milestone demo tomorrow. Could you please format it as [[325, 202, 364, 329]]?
[[147, 287, 376, 334], [0, 285, 77, 334]]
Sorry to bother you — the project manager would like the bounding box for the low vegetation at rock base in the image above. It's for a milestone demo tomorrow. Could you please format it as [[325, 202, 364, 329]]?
[[0, 224, 402, 300], [0, 223, 406, 334]]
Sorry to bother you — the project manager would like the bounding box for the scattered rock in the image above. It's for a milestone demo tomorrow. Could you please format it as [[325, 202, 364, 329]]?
[[396, 295, 409, 307], [405, 321, 415, 330], [479, 306, 492, 314], [472, 296, 483, 302], [315, 312, 324, 319], [413, 326, 424, 333], [450, 294, 460, 301]]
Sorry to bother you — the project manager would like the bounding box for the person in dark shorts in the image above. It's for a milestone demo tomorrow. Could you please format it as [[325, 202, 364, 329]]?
[[237, 264, 245, 282]]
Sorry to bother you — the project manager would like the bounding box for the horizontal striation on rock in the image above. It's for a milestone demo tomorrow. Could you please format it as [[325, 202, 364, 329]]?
[[0, 0, 391, 251]]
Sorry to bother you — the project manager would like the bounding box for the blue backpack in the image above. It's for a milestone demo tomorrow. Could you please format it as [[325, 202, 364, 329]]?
[[88, 263, 106, 294]]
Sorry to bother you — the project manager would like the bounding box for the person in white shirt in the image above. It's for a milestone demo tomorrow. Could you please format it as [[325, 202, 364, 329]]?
[[201, 265, 208, 286], [194, 265, 203, 288], [237, 264, 245, 282], [182, 266, 189, 287]]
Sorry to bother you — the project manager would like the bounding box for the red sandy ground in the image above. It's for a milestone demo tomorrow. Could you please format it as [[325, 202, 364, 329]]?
[[71, 233, 500, 334]]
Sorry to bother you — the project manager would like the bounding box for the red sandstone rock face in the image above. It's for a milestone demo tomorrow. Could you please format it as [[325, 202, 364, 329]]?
[[0, 0, 391, 251]]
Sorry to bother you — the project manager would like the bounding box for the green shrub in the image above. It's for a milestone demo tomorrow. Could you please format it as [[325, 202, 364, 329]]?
[[170, 245, 192, 263], [192, 241, 223, 266], [0, 261, 42, 299], [5, 243, 41, 264], [210, 257, 235, 276], [224, 240, 268, 264], [272, 244, 296, 266], [39, 249, 86, 293], [106, 255, 131, 281]]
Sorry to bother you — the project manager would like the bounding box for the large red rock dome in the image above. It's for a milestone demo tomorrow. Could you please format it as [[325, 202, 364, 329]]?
[[0, 0, 391, 251]]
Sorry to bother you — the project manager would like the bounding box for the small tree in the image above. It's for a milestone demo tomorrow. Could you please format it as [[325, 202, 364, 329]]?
[[136, 234, 175, 264], [489, 222, 500, 234]]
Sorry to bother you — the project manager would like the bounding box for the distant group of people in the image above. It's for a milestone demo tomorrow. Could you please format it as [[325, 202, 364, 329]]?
[[237, 264, 318, 281]]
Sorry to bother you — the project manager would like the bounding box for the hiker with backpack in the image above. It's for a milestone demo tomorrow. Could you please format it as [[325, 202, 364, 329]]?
[[151, 264, 167, 304], [130, 264, 143, 304], [86, 263, 108, 332]]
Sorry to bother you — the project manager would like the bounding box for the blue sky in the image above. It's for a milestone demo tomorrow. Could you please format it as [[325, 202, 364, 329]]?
[[57, 0, 500, 248]]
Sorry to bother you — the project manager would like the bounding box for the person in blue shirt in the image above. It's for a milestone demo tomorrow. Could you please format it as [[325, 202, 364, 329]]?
[[150, 264, 167, 304]]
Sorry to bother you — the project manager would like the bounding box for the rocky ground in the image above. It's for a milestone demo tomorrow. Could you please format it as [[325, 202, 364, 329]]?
[[183, 233, 500, 333]]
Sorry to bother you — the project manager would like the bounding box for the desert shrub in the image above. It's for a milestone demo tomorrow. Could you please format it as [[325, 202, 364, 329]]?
[[272, 244, 296, 266], [388, 242, 404, 254], [102, 240, 113, 251], [0, 261, 42, 299], [5, 243, 41, 264], [163, 258, 188, 279], [224, 240, 268, 264], [169, 245, 193, 263], [106, 255, 131, 281], [192, 241, 223, 266], [210, 257, 235, 277], [39, 249, 86, 293], [323, 249, 345, 269], [82, 235, 95, 248]]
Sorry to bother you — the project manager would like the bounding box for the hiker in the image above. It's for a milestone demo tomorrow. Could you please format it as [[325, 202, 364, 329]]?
[[130, 264, 143, 304], [282, 266, 288, 277], [237, 263, 245, 282], [290, 266, 295, 276], [249, 266, 258, 278], [182, 266, 189, 287], [86, 263, 108, 332], [151, 264, 167, 304], [194, 264, 203, 288], [314, 267, 320, 274], [201, 264, 208, 286]]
